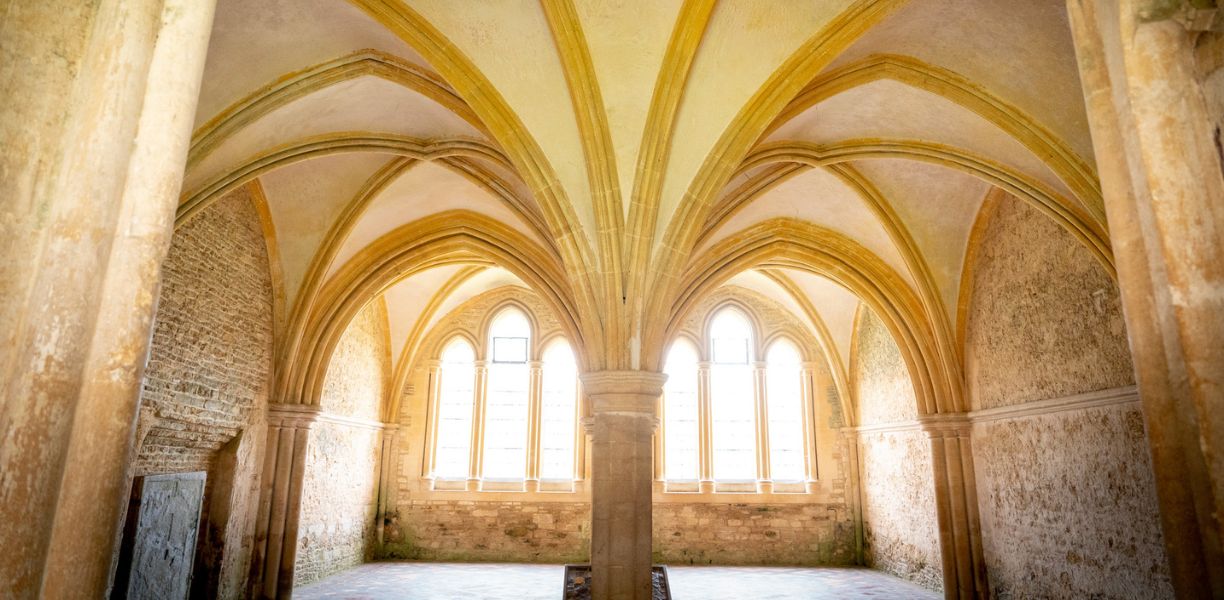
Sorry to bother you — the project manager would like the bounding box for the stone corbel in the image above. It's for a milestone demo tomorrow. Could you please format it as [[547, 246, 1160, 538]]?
[[1140, 0, 1221, 31]]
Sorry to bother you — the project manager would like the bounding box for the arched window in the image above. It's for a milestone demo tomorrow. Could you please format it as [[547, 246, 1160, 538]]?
[[766, 339, 805, 482], [539, 340, 577, 481], [663, 340, 700, 481], [435, 338, 475, 479], [709, 308, 756, 481], [483, 308, 531, 479]]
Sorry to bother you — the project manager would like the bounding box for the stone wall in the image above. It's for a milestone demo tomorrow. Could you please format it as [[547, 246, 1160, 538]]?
[[972, 403, 1170, 599], [653, 502, 856, 566], [135, 185, 272, 475], [963, 196, 1132, 410], [852, 308, 942, 591], [384, 500, 589, 563], [294, 301, 390, 585], [132, 186, 273, 598], [379, 499, 858, 567], [964, 197, 1170, 599], [295, 420, 383, 586]]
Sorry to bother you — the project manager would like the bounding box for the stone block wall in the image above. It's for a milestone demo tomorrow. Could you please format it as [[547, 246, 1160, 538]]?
[[963, 196, 1171, 599], [378, 499, 857, 567], [384, 500, 590, 563], [653, 502, 856, 566]]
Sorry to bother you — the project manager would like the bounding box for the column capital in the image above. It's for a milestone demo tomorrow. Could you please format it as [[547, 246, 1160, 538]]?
[[918, 412, 971, 438], [581, 370, 668, 415], [268, 403, 321, 429]]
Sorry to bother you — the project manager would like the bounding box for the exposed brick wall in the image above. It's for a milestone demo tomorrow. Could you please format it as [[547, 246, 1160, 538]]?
[[135, 186, 272, 475], [965, 197, 1170, 599], [296, 300, 390, 585], [131, 186, 272, 599], [852, 308, 942, 591]]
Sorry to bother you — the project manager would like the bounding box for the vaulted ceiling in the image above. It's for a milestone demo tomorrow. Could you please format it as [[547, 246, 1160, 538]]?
[[182, 0, 1109, 415]]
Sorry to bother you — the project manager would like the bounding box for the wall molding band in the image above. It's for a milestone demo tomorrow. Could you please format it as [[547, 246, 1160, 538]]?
[[849, 385, 1140, 434], [968, 385, 1139, 424], [268, 403, 392, 431]]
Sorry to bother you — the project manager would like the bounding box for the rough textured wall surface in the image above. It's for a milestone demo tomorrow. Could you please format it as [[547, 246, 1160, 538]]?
[[654, 502, 856, 566], [295, 421, 383, 586], [296, 301, 390, 585], [964, 197, 1132, 411], [133, 186, 272, 598], [383, 500, 590, 563], [857, 430, 942, 591], [965, 197, 1169, 599], [973, 404, 1171, 599], [853, 309, 918, 425], [136, 186, 272, 474], [852, 308, 941, 591], [319, 300, 389, 420]]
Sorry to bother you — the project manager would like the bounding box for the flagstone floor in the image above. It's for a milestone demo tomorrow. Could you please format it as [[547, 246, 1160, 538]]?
[[294, 561, 941, 599]]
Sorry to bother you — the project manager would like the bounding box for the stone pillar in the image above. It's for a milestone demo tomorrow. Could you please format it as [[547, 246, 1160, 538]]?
[[1067, 1, 1224, 595], [0, 1, 216, 597], [250, 405, 317, 599], [696, 361, 715, 493], [581, 371, 667, 600], [375, 425, 399, 545], [922, 416, 987, 600]]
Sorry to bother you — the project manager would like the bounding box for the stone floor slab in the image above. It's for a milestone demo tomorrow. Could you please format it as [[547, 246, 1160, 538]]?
[[294, 562, 941, 599]]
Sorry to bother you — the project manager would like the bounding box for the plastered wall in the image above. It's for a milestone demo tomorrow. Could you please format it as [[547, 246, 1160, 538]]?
[[964, 197, 1171, 599], [852, 308, 943, 591], [132, 186, 272, 598], [294, 301, 389, 585]]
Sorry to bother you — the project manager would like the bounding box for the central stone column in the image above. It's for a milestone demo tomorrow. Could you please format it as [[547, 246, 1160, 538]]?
[[581, 371, 667, 600]]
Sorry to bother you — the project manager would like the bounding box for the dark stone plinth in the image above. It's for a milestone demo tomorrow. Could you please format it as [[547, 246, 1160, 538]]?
[[563, 564, 671, 600]]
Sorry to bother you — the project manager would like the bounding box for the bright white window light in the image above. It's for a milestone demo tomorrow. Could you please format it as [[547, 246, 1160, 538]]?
[[663, 340, 700, 481], [435, 338, 475, 479], [483, 308, 531, 479], [767, 339, 806, 482], [539, 340, 577, 480]]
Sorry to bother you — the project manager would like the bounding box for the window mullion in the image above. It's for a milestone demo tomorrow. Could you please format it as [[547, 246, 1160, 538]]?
[[697, 360, 713, 493], [423, 360, 443, 482], [525, 360, 543, 492], [754, 361, 771, 492], [802, 361, 820, 489], [469, 359, 488, 491]]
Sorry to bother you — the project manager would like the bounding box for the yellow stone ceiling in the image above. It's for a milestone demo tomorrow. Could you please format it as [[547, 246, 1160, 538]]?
[[183, 0, 1110, 411]]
